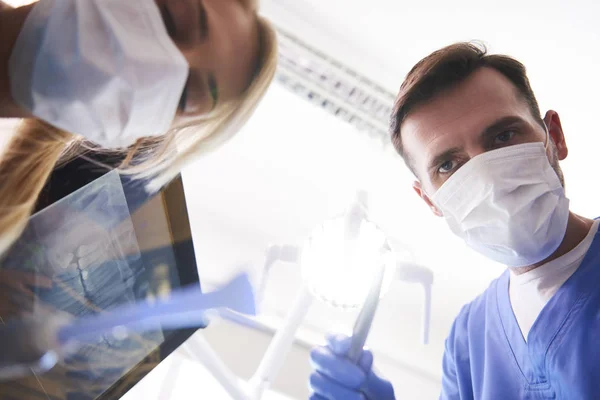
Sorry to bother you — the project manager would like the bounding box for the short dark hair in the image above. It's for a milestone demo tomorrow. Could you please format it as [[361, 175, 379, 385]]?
[[389, 42, 543, 174]]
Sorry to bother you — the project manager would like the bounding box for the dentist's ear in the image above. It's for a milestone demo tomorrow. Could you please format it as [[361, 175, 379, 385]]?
[[412, 181, 443, 217], [543, 110, 568, 161]]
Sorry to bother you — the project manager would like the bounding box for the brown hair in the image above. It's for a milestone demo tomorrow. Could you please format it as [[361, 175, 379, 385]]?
[[389, 41, 543, 174]]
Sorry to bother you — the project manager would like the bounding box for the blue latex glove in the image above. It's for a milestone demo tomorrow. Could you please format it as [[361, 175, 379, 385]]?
[[309, 334, 395, 400]]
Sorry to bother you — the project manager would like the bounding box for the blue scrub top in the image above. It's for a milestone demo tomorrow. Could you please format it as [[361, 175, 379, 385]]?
[[441, 228, 600, 399]]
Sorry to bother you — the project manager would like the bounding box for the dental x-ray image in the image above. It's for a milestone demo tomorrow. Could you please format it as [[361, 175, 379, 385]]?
[[0, 171, 175, 399]]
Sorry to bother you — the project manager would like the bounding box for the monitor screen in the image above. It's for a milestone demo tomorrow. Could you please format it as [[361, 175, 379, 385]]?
[[0, 168, 203, 400]]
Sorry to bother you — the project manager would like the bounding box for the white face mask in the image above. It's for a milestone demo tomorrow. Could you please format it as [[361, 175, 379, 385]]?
[[9, 0, 189, 148], [431, 141, 570, 267]]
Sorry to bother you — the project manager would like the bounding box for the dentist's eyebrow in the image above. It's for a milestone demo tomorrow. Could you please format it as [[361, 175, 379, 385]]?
[[478, 116, 525, 142]]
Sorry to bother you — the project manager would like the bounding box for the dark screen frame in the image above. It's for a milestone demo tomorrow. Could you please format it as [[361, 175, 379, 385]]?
[[98, 175, 203, 400]]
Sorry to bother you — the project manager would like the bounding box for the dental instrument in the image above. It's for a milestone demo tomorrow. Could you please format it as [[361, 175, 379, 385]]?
[[347, 258, 386, 363]]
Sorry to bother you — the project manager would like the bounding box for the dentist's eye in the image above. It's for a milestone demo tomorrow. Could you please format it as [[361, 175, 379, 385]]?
[[438, 160, 455, 174], [495, 130, 516, 145]]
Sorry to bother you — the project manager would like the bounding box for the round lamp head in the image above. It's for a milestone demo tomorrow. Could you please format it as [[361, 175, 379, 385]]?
[[300, 214, 396, 309]]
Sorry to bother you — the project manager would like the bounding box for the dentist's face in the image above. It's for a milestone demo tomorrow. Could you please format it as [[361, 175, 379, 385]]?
[[155, 0, 260, 116], [400, 67, 568, 216]]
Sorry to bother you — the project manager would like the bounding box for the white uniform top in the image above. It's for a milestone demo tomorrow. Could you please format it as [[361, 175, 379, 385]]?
[[509, 219, 599, 341]]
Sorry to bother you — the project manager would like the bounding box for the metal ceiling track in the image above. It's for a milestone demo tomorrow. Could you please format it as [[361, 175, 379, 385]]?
[[273, 25, 397, 147]]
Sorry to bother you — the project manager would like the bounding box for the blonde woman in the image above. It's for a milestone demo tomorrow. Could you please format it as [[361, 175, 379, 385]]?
[[0, 0, 278, 255]]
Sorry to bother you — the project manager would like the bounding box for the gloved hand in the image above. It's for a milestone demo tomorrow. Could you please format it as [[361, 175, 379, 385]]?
[[309, 333, 395, 400]]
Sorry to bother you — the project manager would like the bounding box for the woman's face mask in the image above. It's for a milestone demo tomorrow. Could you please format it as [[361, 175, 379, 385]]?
[[8, 0, 259, 148]]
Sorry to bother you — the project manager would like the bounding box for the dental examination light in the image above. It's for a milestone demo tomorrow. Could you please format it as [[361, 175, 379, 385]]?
[[255, 244, 300, 309], [183, 191, 433, 400], [301, 191, 396, 310], [301, 191, 396, 365], [395, 262, 434, 344]]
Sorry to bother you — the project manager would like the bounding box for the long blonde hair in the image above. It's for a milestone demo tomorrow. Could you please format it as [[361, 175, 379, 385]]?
[[0, 15, 278, 256]]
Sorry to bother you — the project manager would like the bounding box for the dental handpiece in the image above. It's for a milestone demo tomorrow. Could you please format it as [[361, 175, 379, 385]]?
[[346, 260, 385, 363], [343, 190, 385, 364]]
